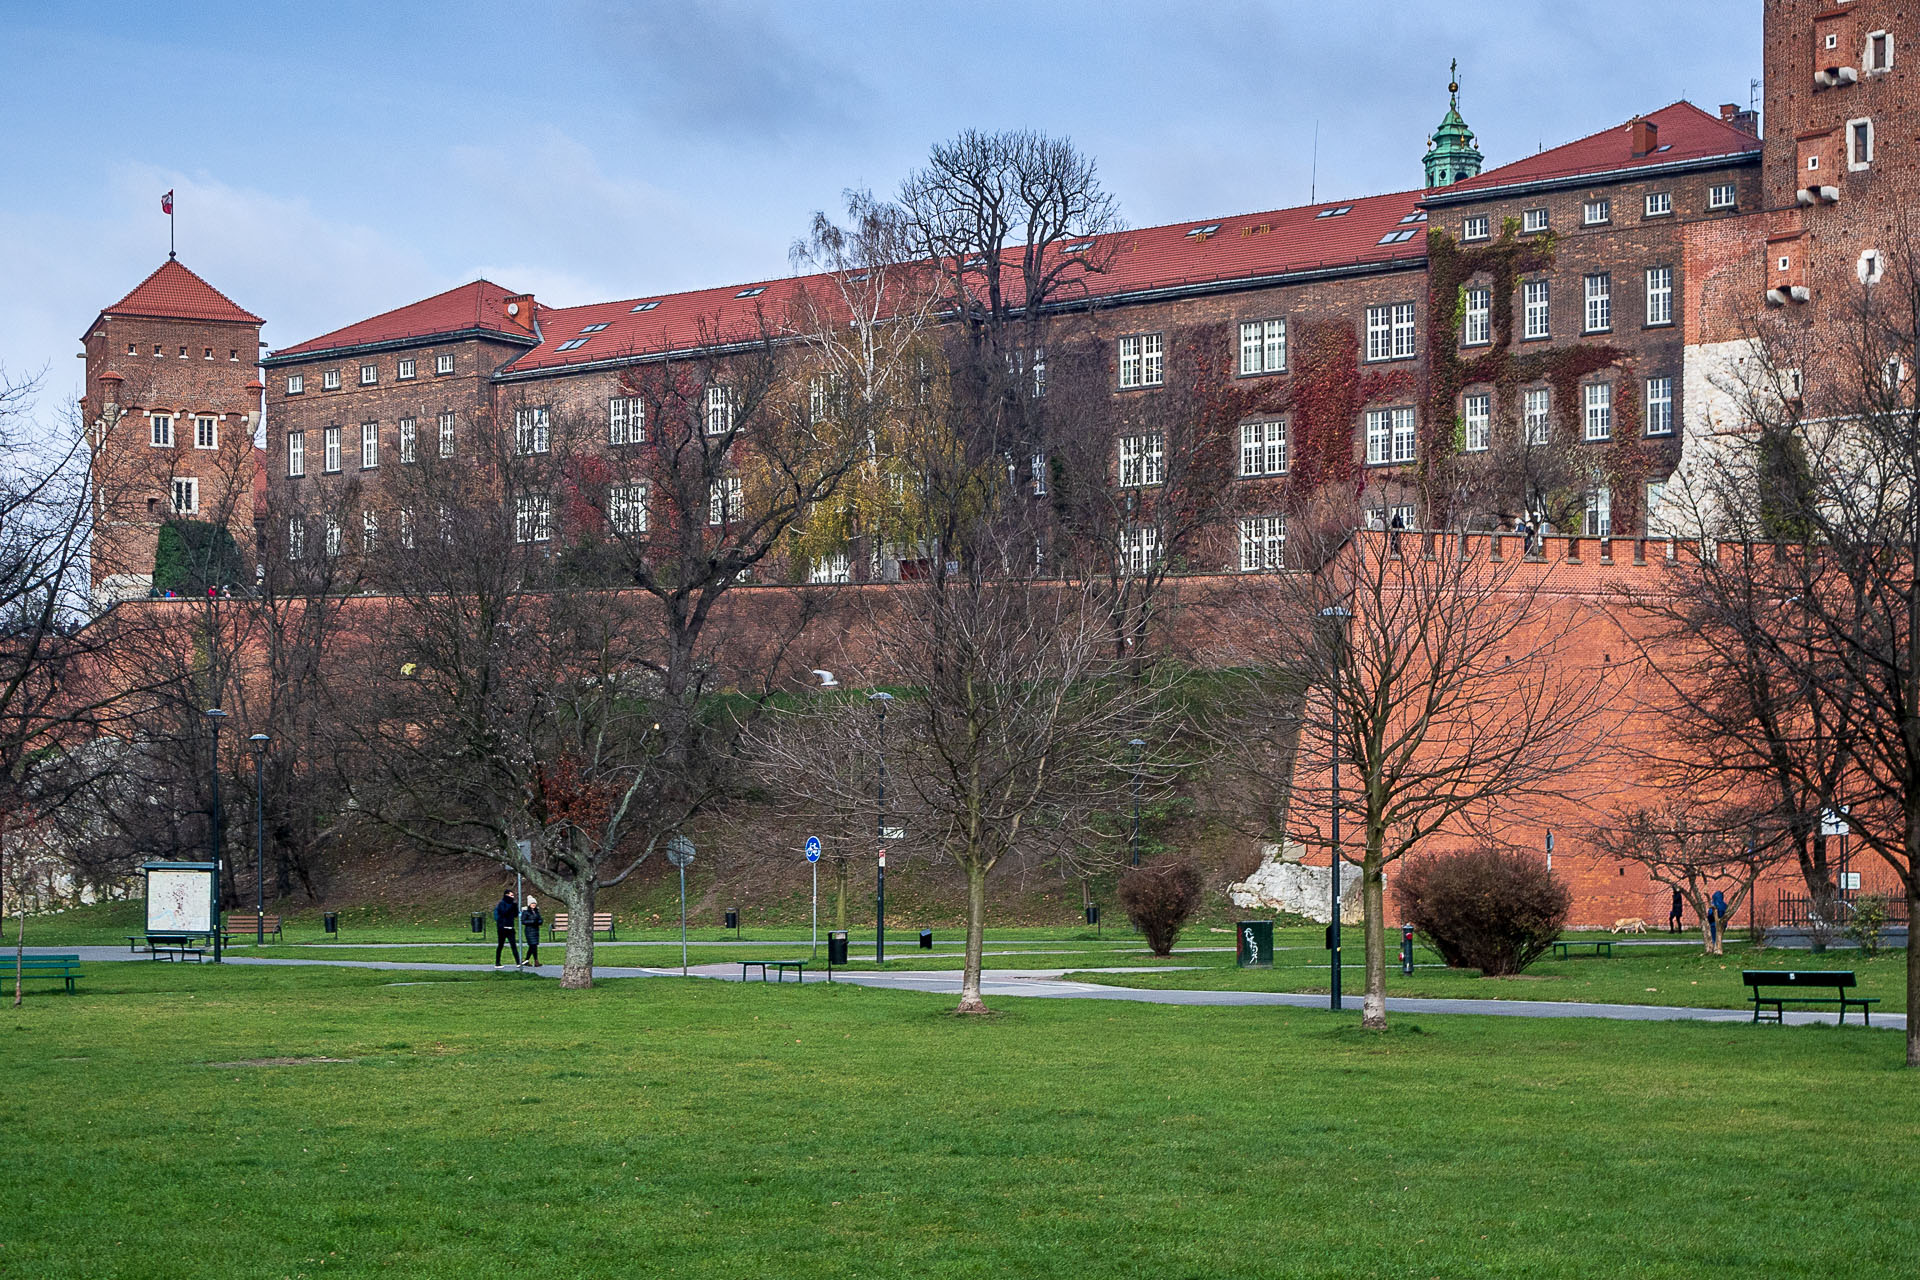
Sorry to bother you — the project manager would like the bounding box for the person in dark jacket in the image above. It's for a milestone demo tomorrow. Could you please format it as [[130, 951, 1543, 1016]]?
[[493, 890, 521, 968], [520, 896, 543, 968], [1668, 888, 1684, 934]]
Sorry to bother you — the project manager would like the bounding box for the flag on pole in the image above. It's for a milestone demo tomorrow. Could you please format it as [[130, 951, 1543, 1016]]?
[[161, 190, 174, 214]]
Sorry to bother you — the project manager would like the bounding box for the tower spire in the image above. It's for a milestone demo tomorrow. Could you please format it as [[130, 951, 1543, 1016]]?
[[1424, 61, 1483, 189]]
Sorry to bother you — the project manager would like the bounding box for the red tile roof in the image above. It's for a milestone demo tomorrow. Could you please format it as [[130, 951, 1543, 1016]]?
[[501, 189, 1429, 375], [1428, 101, 1760, 199], [272, 279, 537, 358], [93, 259, 261, 332]]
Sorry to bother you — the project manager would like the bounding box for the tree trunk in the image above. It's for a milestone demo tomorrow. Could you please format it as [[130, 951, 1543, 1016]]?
[[956, 861, 988, 1015], [1907, 877, 1918, 1069], [559, 880, 596, 990], [1361, 851, 1387, 1030], [834, 855, 848, 931], [13, 883, 23, 1010]]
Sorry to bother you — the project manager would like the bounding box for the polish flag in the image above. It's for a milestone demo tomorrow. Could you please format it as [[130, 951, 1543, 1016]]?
[[161, 190, 174, 214]]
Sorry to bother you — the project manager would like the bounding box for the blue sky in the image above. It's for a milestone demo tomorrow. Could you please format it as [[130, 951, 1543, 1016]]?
[[0, 1, 1759, 426]]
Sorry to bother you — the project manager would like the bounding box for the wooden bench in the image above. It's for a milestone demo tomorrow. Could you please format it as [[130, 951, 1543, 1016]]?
[[1744, 970, 1880, 1026], [10, 955, 83, 993], [739, 960, 807, 984], [550, 912, 616, 941], [1552, 939, 1613, 959], [145, 932, 211, 962], [221, 914, 284, 944]]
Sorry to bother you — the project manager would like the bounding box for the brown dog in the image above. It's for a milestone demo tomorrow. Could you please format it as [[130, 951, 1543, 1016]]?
[[1610, 917, 1649, 934]]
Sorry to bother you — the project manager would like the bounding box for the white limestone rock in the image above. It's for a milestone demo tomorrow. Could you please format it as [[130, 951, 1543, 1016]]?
[[1228, 841, 1364, 925]]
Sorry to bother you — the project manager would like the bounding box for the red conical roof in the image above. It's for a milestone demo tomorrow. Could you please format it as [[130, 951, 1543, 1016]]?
[[97, 259, 262, 327]]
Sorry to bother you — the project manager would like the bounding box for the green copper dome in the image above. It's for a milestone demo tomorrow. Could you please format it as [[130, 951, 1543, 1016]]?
[[1424, 61, 1483, 189]]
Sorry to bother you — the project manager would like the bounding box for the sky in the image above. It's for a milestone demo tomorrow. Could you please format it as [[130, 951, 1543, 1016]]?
[[0, 0, 1761, 430]]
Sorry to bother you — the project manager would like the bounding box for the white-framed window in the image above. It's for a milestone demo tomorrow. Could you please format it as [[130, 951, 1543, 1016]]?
[[192, 415, 217, 449], [1865, 30, 1893, 73], [1708, 183, 1737, 210], [1118, 333, 1164, 388], [1646, 266, 1674, 325], [1584, 485, 1611, 537], [1522, 208, 1549, 233], [1462, 215, 1490, 241], [1365, 303, 1417, 362], [1523, 280, 1551, 339], [1030, 347, 1046, 398], [397, 357, 416, 380], [1118, 433, 1165, 487], [438, 411, 455, 458], [1584, 273, 1612, 333], [435, 354, 454, 375], [610, 481, 649, 535], [1240, 419, 1289, 477], [704, 385, 735, 435], [322, 426, 341, 473], [514, 494, 552, 544], [359, 363, 377, 386], [1583, 383, 1613, 441], [1365, 505, 1417, 531], [323, 370, 341, 390], [808, 375, 832, 424], [1463, 392, 1491, 452], [1524, 388, 1552, 446], [708, 476, 743, 526], [1859, 248, 1886, 285], [1030, 451, 1048, 496], [1645, 480, 1669, 536], [808, 551, 852, 584], [362, 508, 379, 551], [1238, 319, 1287, 374], [286, 374, 304, 395], [287, 431, 304, 477], [325, 516, 341, 558], [170, 476, 198, 514], [1239, 515, 1286, 571], [1119, 524, 1160, 575], [1366, 406, 1417, 465], [287, 518, 304, 561], [1583, 198, 1611, 225], [361, 422, 379, 469], [1848, 118, 1874, 170], [1463, 287, 1491, 346], [1645, 191, 1673, 217], [1645, 377, 1674, 436], [515, 406, 550, 455], [149, 413, 174, 447], [398, 417, 417, 463], [609, 396, 645, 444], [400, 509, 415, 550]]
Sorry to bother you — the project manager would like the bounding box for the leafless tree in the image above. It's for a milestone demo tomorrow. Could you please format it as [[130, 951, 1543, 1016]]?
[[1594, 794, 1786, 954]]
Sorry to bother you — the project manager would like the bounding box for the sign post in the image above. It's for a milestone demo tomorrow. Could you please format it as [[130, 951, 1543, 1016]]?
[[805, 836, 821, 958], [665, 836, 696, 975]]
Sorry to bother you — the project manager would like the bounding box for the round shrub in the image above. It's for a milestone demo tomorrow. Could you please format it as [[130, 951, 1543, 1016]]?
[[1118, 860, 1203, 957], [1392, 847, 1570, 976]]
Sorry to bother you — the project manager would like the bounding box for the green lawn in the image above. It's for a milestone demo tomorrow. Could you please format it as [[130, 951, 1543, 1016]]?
[[3, 963, 1916, 1278]]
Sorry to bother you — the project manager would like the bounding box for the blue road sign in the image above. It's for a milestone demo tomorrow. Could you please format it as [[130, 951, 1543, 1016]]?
[[805, 835, 821, 863]]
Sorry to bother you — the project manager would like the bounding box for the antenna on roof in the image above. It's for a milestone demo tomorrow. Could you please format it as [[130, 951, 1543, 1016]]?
[[1749, 77, 1760, 115], [1310, 120, 1319, 203]]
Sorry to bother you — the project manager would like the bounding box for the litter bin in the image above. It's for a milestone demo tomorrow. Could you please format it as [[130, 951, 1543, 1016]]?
[[1085, 904, 1100, 926], [1236, 920, 1274, 968], [919, 929, 933, 949], [724, 908, 739, 932], [827, 931, 849, 966], [323, 911, 339, 936], [470, 912, 485, 935]]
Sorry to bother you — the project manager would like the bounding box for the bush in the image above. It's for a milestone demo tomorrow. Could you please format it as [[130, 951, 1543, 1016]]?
[[1392, 847, 1570, 976], [1845, 894, 1891, 957], [1118, 860, 1203, 956]]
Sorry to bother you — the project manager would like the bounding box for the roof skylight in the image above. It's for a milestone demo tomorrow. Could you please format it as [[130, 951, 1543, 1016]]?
[[557, 337, 590, 351], [580, 322, 609, 333], [630, 301, 661, 312], [1378, 228, 1420, 245], [1398, 211, 1428, 224], [1185, 224, 1222, 238], [737, 286, 767, 298], [1063, 240, 1094, 253], [1316, 205, 1354, 218]]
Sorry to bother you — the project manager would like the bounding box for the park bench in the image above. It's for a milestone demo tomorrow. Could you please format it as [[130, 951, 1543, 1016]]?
[[1551, 939, 1613, 959], [221, 914, 284, 944], [9, 954, 83, 993], [739, 960, 808, 984], [1743, 970, 1880, 1026], [145, 932, 211, 962], [550, 912, 616, 941]]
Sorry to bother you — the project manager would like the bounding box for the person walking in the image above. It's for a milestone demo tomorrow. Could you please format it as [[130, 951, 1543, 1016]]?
[[1709, 889, 1729, 947], [1668, 888, 1684, 935], [520, 895, 543, 969], [493, 889, 521, 969]]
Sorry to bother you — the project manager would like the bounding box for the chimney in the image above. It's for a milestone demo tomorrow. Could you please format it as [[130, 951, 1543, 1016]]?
[[1629, 117, 1659, 157], [1719, 103, 1760, 137], [503, 293, 537, 334]]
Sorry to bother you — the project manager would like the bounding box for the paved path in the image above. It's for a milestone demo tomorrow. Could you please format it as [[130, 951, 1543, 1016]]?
[[39, 946, 1903, 1030]]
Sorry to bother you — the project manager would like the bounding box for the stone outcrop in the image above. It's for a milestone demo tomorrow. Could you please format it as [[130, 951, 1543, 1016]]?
[[1228, 841, 1364, 925]]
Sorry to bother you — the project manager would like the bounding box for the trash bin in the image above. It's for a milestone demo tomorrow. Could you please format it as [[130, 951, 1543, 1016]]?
[[919, 929, 933, 949], [1236, 920, 1274, 968], [323, 911, 339, 936], [470, 912, 485, 935], [1085, 904, 1100, 926], [724, 908, 739, 931], [827, 931, 849, 966]]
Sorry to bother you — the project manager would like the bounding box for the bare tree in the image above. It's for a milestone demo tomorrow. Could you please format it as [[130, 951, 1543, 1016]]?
[[1594, 795, 1786, 955]]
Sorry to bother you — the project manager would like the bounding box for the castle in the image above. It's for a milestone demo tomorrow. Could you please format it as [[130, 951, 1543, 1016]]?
[[82, 1, 1914, 604]]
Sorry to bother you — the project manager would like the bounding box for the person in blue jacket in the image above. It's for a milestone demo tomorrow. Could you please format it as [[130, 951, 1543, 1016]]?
[[493, 890, 521, 968], [1709, 888, 1729, 946]]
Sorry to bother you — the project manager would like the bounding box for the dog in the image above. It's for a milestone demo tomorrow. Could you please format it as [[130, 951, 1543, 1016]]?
[[1610, 917, 1649, 934]]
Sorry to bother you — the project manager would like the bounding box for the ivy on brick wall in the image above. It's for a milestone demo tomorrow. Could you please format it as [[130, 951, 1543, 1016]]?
[[1289, 318, 1417, 494]]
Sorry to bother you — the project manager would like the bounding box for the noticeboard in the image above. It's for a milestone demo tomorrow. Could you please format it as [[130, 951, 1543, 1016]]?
[[143, 861, 217, 934]]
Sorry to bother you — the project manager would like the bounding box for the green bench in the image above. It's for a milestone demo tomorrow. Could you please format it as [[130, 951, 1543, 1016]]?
[[1743, 970, 1879, 1026], [1552, 939, 1613, 959], [10, 954, 83, 993], [739, 960, 807, 984]]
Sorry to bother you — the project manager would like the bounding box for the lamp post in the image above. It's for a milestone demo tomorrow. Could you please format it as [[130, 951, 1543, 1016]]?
[[1319, 606, 1351, 1012], [870, 691, 893, 967], [1129, 738, 1146, 867], [205, 707, 228, 963], [248, 733, 270, 943]]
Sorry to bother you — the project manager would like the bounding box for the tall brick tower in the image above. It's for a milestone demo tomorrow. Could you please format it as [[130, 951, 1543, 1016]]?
[[80, 259, 264, 606]]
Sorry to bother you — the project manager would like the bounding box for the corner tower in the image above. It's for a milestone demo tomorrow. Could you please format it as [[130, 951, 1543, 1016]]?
[[1424, 62, 1484, 189]]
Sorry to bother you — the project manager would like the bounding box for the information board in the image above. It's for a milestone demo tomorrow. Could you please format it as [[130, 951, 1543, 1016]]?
[[146, 866, 215, 934]]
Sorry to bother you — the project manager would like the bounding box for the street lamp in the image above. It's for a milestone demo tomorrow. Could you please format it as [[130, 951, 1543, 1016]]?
[[248, 733, 270, 943], [870, 691, 893, 967], [1318, 605, 1352, 1012], [205, 707, 228, 963], [1129, 738, 1146, 867]]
